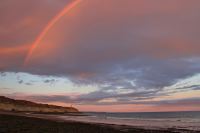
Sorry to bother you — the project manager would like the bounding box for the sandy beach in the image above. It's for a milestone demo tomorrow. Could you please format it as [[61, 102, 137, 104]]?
[[0, 112, 199, 133]]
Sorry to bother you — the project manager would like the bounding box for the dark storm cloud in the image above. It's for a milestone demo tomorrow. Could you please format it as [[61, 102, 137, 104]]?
[[26, 95, 71, 103], [0, 0, 71, 45], [0, 0, 200, 98], [175, 85, 200, 90], [21, 0, 200, 90], [18, 80, 23, 84], [74, 90, 160, 105], [0, 72, 6, 77], [7, 93, 200, 106], [43, 79, 56, 84], [17, 89, 162, 105], [25, 82, 33, 86], [0, 0, 71, 69]]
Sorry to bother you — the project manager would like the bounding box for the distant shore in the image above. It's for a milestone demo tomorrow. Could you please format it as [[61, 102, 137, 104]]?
[[0, 112, 198, 133]]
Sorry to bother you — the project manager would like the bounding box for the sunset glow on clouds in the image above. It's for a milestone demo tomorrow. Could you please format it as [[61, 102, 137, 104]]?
[[0, 0, 200, 112]]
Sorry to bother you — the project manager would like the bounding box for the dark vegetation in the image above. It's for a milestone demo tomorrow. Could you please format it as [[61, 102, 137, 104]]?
[[0, 96, 78, 113], [0, 96, 76, 110]]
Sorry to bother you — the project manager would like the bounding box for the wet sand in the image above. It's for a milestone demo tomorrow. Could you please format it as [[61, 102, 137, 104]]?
[[0, 112, 198, 133]]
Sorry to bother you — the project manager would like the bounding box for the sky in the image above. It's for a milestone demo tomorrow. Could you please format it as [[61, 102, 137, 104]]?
[[0, 0, 200, 112]]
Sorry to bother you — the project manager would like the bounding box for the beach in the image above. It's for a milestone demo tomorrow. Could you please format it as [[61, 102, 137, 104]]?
[[0, 112, 199, 133], [1, 0, 200, 132]]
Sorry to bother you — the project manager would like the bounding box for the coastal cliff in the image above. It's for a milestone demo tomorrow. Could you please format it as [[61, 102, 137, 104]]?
[[0, 96, 78, 113]]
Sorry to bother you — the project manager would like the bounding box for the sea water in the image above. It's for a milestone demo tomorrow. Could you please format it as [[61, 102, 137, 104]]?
[[84, 111, 200, 122], [59, 111, 200, 131]]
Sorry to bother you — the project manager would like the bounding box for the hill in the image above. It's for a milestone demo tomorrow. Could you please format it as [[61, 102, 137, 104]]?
[[0, 96, 78, 113]]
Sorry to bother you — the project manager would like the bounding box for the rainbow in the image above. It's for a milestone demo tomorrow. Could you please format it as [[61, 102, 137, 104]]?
[[24, 0, 82, 65]]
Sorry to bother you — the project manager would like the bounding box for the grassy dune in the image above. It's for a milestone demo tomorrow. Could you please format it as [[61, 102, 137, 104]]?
[[0, 96, 78, 113]]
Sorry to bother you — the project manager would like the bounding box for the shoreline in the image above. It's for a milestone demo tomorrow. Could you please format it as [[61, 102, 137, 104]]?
[[0, 112, 199, 133]]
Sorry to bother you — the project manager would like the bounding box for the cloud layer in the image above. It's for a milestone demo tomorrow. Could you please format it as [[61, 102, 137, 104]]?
[[0, 0, 200, 110]]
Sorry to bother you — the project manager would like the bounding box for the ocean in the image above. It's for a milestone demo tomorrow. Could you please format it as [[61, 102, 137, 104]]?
[[58, 111, 200, 131], [84, 111, 200, 121]]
